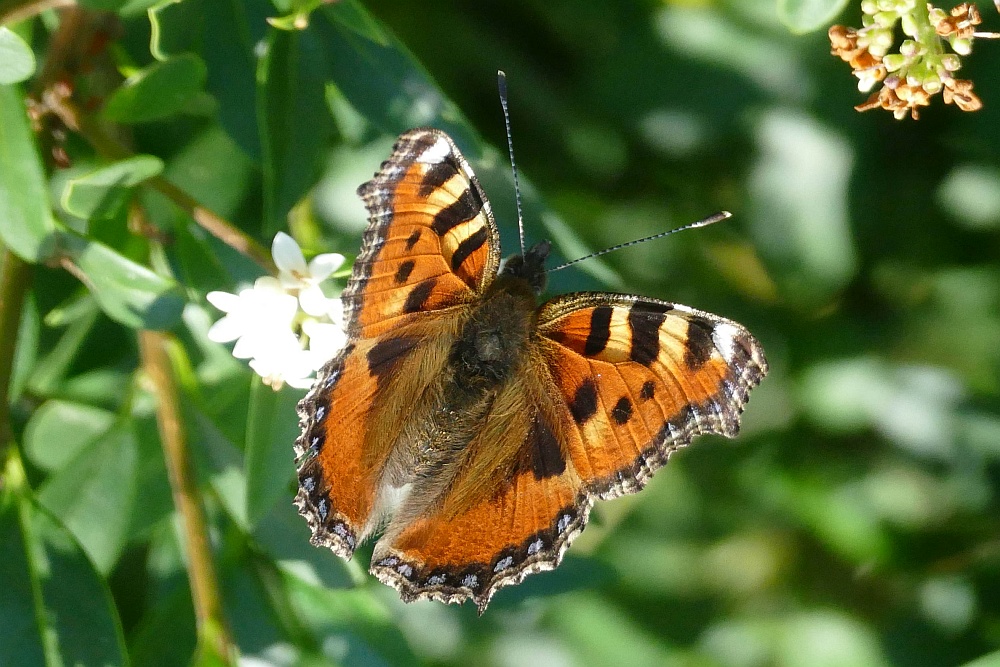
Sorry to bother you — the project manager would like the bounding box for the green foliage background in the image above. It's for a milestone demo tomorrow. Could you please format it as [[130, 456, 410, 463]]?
[[1, 0, 999, 665]]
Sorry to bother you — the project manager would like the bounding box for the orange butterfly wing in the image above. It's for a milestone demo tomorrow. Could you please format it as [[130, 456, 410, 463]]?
[[295, 129, 501, 557], [295, 127, 768, 614], [368, 365, 586, 613], [365, 294, 766, 613], [346, 128, 500, 338], [536, 293, 767, 497]]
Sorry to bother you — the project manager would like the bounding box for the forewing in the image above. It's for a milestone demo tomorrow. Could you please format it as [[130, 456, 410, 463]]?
[[345, 128, 501, 339]]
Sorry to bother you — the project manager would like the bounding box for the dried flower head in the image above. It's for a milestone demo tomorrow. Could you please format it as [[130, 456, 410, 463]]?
[[830, 2, 991, 119]]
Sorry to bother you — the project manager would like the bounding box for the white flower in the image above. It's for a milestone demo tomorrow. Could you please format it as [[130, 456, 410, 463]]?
[[206, 277, 298, 359], [272, 232, 345, 317], [206, 233, 349, 391], [302, 318, 347, 368], [248, 329, 317, 389]]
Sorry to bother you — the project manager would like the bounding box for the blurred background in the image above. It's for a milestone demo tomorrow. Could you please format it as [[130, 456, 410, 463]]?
[[3, 0, 1000, 665]]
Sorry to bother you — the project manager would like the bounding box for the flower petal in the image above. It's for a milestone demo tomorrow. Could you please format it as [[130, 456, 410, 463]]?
[[207, 316, 243, 343], [231, 335, 256, 359], [254, 275, 285, 293], [284, 375, 315, 390], [307, 253, 345, 281], [299, 284, 332, 317], [272, 232, 308, 274], [206, 290, 241, 312], [303, 320, 347, 364]]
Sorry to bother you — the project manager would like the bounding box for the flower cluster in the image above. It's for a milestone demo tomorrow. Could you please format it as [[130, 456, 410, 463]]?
[[829, 2, 988, 119], [207, 233, 348, 390]]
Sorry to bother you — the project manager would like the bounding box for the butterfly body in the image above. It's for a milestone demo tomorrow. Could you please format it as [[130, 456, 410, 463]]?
[[295, 128, 767, 612]]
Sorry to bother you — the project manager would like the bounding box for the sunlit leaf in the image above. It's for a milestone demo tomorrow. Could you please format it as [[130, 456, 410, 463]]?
[[24, 400, 116, 472], [62, 155, 164, 220], [102, 54, 207, 123], [61, 232, 186, 330], [0, 84, 58, 262], [37, 424, 139, 574], [0, 28, 35, 84]]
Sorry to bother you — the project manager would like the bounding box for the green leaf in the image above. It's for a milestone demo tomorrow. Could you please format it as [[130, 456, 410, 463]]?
[[326, 0, 390, 45], [777, 0, 850, 34], [288, 577, 421, 666], [200, 0, 270, 160], [0, 454, 127, 666], [24, 400, 116, 472], [102, 54, 207, 123], [173, 222, 233, 294], [10, 292, 39, 402], [188, 404, 249, 529], [0, 28, 36, 84], [37, 423, 139, 574], [962, 650, 1000, 667], [62, 155, 164, 221], [149, 0, 200, 60], [0, 84, 58, 262], [26, 298, 100, 397], [257, 28, 336, 236], [125, 405, 175, 540], [252, 491, 358, 590], [245, 378, 303, 526], [61, 232, 186, 330]]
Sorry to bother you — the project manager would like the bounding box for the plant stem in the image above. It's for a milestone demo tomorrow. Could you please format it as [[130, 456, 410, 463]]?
[[909, 2, 945, 59], [0, 0, 73, 27], [0, 249, 32, 455], [138, 330, 237, 664]]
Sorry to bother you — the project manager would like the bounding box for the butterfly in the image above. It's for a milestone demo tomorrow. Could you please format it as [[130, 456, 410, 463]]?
[[294, 127, 767, 613]]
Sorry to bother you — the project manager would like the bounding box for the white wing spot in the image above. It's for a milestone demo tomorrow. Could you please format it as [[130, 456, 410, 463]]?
[[493, 556, 514, 573], [713, 322, 741, 363], [397, 564, 414, 578], [527, 539, 544, 556], [417, 136, 452, 164], [427, 574, 446, 585], [558, 514, 572, 533], [461, 574, 478, 588]]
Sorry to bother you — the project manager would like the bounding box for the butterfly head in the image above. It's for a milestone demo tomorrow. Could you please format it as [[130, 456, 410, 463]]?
[[500, 240, 550, 295]]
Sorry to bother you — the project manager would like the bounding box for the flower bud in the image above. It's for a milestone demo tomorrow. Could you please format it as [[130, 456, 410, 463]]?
[[950, 37, 972, 55], [883, 54, 907, 72], [940, 54, 962, 71]]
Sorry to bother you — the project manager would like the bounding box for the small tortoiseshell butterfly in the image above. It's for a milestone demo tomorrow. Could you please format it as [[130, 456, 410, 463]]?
[[294, 128, 767, 613]]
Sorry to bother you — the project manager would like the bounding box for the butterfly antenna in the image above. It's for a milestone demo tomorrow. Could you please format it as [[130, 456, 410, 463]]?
[[547, 211, 733, 273], [498, 70, 527, 256]]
